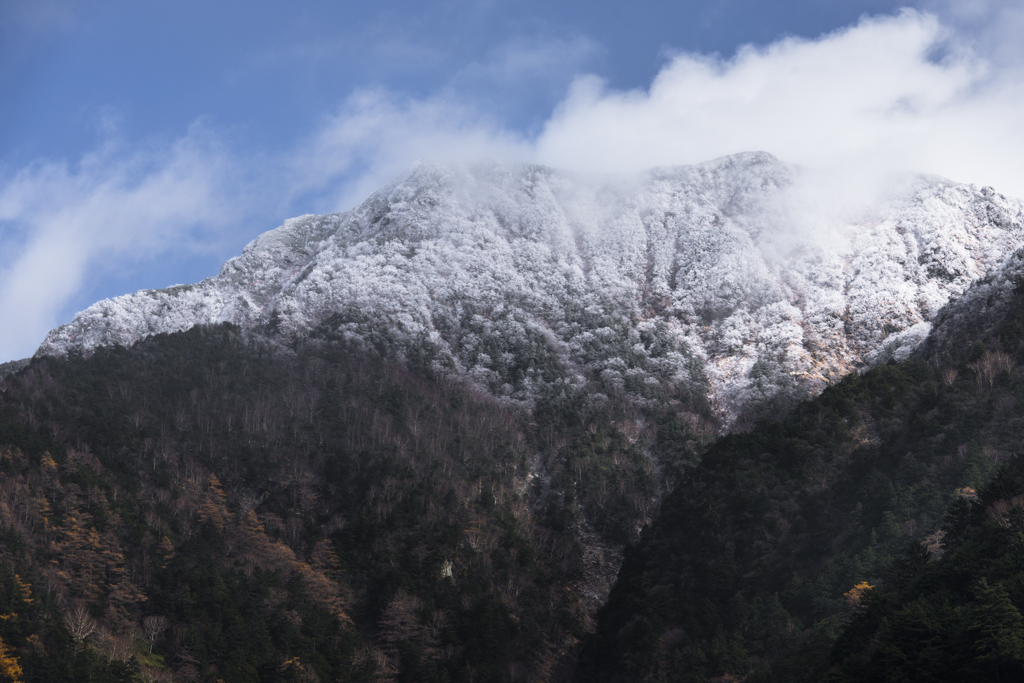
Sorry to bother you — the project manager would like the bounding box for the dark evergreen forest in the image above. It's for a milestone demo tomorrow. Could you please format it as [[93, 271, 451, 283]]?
[[580, 283, 1024, 681]]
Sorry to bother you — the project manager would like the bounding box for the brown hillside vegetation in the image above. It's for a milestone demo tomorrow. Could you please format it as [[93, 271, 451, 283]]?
[[0, 323, 704, 682]]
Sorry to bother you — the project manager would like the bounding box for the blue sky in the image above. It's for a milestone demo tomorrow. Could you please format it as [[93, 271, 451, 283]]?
[[2, 0, 1023, 361]]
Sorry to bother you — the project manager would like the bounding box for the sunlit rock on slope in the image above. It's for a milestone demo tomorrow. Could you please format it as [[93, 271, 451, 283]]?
[[37, 153, 1024, 426]]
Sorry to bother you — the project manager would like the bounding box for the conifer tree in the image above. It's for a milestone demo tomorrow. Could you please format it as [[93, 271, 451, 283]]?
[[971, 578, 1024, 681]]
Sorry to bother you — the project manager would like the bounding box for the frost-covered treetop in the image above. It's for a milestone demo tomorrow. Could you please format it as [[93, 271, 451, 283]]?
[[919, 244, 1024, 367], [38, 152, 1024, 425]]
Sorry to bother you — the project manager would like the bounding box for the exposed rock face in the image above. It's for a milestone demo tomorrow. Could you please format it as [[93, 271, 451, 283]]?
[[37, 153, 1024, 425]]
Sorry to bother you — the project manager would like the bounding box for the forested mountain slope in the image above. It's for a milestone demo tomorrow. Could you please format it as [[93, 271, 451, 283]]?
[[37, 154, 1024, 427], [0, 319, 699, 682], [579, 246, 1024, 682], [820, 454, 1024, 682]]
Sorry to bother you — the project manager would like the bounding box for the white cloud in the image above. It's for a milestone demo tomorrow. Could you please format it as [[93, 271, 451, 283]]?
[[0, 125, 247, 361], [532, 10, 1012, 185], [301, 8, 1024, 200]]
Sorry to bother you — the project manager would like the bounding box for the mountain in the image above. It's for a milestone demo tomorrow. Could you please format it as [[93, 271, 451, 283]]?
[[37, 153, 1024, 427], [8, 153, 1024, 682]]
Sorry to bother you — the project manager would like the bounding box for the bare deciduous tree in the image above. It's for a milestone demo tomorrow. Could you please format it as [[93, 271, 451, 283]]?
[[142, 615, 169, 653], [65, 603, 97, 654], [969, 351, 1016, 389]]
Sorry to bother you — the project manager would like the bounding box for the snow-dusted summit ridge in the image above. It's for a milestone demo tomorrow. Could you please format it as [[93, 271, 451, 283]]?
[[38, 153, 1024, 425]]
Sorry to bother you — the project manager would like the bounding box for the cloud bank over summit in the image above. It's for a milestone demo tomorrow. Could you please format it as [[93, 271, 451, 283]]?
[[296, 9, 1024, 207], [3, 6, 1024, 361], [538, 12, 982, 175]]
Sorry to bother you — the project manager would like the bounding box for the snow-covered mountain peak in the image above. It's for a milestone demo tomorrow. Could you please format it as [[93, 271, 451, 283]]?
[[37, 154, 1024, 426]]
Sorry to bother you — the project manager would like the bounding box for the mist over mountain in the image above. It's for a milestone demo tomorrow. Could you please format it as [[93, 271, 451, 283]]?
[[37, 153, 1024, 427]]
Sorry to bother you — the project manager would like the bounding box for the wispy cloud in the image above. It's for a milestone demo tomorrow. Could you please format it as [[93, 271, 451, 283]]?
[[927, 0, 1024, 63], [289, 35, 600, 209], [289, 90, 530, 211], [0, 124, 251, 360], [446, 35, 601, 93]]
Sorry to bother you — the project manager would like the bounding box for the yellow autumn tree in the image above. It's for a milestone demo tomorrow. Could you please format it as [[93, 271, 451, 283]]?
[[197, 475, 228, 531], [0, 636, 23, 682], [844, 581, 874, 607]]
